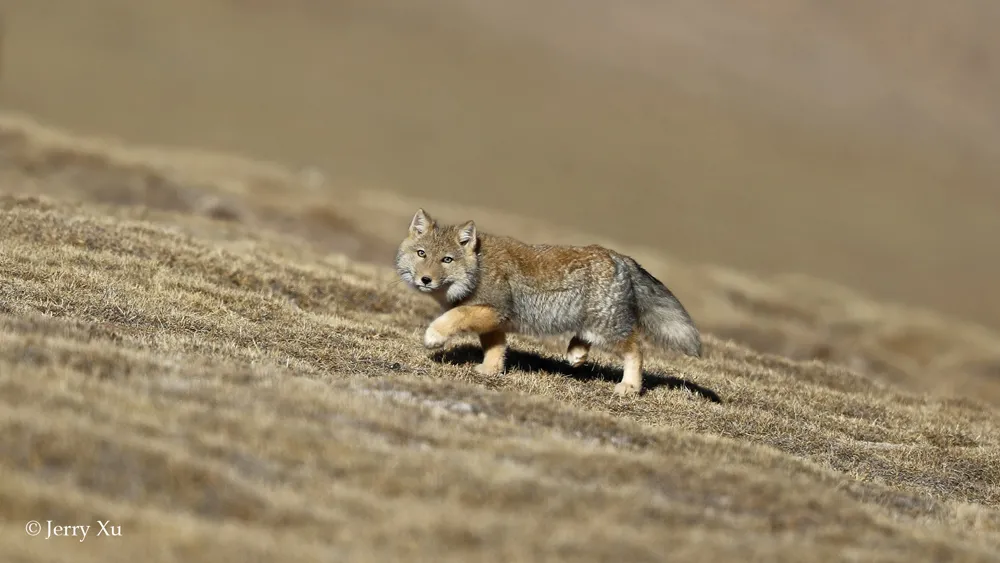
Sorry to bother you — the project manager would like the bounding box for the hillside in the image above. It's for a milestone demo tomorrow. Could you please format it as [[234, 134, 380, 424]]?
[[1, 116, 999, 562], [4, 0, 1000, 330]]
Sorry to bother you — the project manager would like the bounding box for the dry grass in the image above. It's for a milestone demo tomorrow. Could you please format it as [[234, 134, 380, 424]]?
[[1, 116, 1000, 561]]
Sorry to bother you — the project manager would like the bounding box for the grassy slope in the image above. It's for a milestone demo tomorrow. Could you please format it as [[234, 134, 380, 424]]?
[[5, 0, 1000, 331], [1, 116, 999, 561]]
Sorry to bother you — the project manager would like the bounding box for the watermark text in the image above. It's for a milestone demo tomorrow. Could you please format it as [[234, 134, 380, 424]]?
[[25, 520, 121, 541]]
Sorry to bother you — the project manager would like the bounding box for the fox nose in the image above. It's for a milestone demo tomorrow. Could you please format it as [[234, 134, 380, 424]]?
[[420, 276, 432, 285]]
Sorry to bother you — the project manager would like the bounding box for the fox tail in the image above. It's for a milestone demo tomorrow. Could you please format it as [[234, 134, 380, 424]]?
[[624, 257, 702, 357]]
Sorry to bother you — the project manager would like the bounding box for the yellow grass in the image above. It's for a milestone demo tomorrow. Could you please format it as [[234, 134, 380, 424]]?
[[1, 116, 999, 561]]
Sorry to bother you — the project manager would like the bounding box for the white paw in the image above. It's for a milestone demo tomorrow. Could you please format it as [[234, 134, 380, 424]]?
[[566, 348, 588, 368], [613, 381, 641, 397], [474, 363, 503, 376], [423, 326, 447, 349]]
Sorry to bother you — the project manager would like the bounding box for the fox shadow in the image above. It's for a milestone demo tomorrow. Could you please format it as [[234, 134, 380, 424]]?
[[430, 344, 722, 403]]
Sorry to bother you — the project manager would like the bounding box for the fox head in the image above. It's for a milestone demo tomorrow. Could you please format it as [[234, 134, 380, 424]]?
[[395, 209, 480, 302]]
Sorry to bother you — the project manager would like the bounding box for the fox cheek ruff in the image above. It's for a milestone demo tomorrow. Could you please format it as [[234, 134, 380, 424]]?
[[445, 268, 479, 303]]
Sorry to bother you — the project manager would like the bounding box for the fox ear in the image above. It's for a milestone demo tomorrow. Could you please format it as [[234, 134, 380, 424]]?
[[457, 220, 477, 248], [409, 209, 435, 238]]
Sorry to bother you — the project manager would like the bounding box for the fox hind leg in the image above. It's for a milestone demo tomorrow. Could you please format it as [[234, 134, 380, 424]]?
[[612, 333, 643, 396], [566, 335, 591, 368]]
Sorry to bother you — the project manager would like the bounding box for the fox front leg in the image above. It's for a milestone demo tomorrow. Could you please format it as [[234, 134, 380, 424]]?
[[423, 305, 504, 347], [476, 330, 507, 376], [423, 305, 507, 375]]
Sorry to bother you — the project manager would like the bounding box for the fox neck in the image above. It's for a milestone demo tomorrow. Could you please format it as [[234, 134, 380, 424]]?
[[442, 270, 478, 305]]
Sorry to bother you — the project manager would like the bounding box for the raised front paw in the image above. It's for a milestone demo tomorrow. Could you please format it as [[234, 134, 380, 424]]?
[[423, 326, 448, 349]]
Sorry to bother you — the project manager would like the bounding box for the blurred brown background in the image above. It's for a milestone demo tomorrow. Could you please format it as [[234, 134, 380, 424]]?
[[1, 0, 998, 328]]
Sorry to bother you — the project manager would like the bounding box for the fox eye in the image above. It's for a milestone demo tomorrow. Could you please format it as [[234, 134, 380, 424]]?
[[442, 256, 453, 263], [416, 249, 426, 258]]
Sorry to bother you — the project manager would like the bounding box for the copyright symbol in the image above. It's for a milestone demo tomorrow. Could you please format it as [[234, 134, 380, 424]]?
[[25, 520, 41, 536]]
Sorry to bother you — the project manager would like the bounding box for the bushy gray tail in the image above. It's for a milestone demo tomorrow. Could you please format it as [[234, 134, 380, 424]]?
[[626, 258, 702, 357]]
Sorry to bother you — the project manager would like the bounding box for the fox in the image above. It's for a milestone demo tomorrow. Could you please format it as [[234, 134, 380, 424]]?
[[394, 209, 702, 396]]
